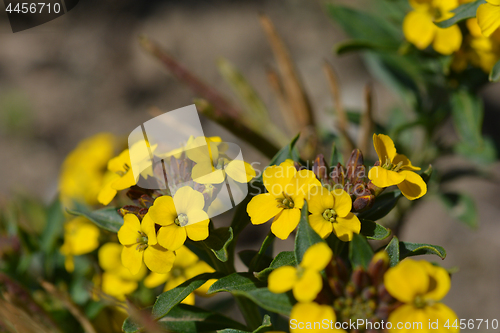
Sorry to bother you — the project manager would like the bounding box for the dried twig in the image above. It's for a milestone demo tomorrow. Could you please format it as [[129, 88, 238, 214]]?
[[266, 67, 299, 135], [139, 35, 279, 159], [323, 61, 355, 158], [358, 83, 375, 155], [40, 280, 97, 333], [125, 299, 166, 333]]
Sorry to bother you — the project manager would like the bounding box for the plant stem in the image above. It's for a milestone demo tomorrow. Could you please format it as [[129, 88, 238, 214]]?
[[234, 296, 262, 331]]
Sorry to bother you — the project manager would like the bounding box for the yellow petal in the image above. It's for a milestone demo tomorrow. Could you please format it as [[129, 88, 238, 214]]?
[[290, 303, 338, 333], [98, 242, 123, 272], [433, 26, 462, 55], [424, 303, 459, 332], [263, 164, 296, 197], [293, 269, 323, 302], [175, 246, 200, 268], [308, 213, 333, 239], [195, 279, 217, 296], [306, 186, 333, 214], [62, 218, 100, 255], [186, 209, 210, 226], [466, 18, 483, 37], [118, 214, 140, 246], [121, 245, 143, 275], [185, 218, 210, 241], [301, 242, 332, 271], [157, 224, 187, 251], [368, 166, 406, 188], [181, 292, 196, 305], [334, 213, 361, 241], [388, 304, 428, 333], [111, 169, 137, 190], [270, 208, 301, 240], [148, 196, 177, 227], [247, 193, 283, 225], [373, 134, 397, 164], [174, 186, 205, 213], [384, 259, 429, 303], [191, 163, 225, 184], [421, 261, 451, 301], [165, 275, 188, 291], [487, 0, 500, 4], [477, 3, 500, 37], [186, 137, 219, 164], [101, 272, 138, 301], [225, 160, 256, 183], [97, 173, 119, 205], [144, 272, 169, 288], [397, 170, 427, 200], [331, 189, 352, 217], [141, 214, 157, 245], [268, 266, 298, 294], [143, 245, 176, 274], [403, 11, 436, 50], [393, 154, 421, 171], [185, 260, 215, 279]]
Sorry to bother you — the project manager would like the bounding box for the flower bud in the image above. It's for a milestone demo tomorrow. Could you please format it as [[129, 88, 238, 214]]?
[[312, 154, 330, 184]]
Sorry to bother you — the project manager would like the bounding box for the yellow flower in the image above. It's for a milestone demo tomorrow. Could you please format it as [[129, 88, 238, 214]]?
[[477, 0, 500, 37], [186, 136, 256, 184], [368, 134, 427, 200], [268, 243, 332, 302], [289, 302, 345, 332], [403, 0, 462, 55], [117, 214, 175, 275], [247, 160, 321, 240], [148, 186, 210, 251], [60, 217, 100, 272], [384, 259, 459, 332], [144, 246, 216, 305], [307, 187, 360, 241], [97, 242, 147, 300], [59, 133, 115, 208], [98, 141, 156, 205]]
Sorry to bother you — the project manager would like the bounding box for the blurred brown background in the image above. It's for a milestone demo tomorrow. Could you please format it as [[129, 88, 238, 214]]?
[[1, 0, 500, 325]]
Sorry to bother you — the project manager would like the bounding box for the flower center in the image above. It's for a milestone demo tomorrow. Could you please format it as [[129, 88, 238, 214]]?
[[413, 295, 427, 309], [215, 157, 228, 170], [323, 208, 337, 223], [381, 156, 403, 172], [136, 231, 148, 251], [171, 267, 183, 278], [276, 192, 295, 209], [175, 213, 189, 227]]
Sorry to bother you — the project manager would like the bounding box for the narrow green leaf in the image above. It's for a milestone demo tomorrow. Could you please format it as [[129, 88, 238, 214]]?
[[440, 192, 478, 229], [41, 199, 65, 253], [254, 251, 296, 281], [67, 203, 123, 232], [208, 273, 293, 316], [152, 272, 220, 319], [358, 190, 402, 221], [360, 219, 391, 240], [489, 59, 500, 82], [329, 141, 344, 166], [435, 0, 486, 28], [248, 232, 275, 272], [218, 314, 272, 333], [203, 227, 234, 262], [294, 200, 324, 263], [335, 40, 384, 55], [349, 233, 374, 269], [385, 236, 400, 267], [399, 242, 446, 261]]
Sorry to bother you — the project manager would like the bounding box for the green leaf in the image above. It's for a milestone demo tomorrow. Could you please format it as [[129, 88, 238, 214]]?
[[204, 226, 234, 262], [336, 40, 386, 55], [248, 232, 275, 272], [327, 4, 402, 49], [123, 304, 246, 333], [67, 203, 123, 232], [451, 90, 496, 164], [218, 315, 272, 333], [152, 272, 220, 319], [385, 236, 400, 267], [435, 0, 486, 28], [329, 141, 344, 166], [360, 219, 391, 240], [254, 251, 296, 281], [294, 200, 324, 264], [208, 273, 293, 316], [358, 190, 402, 221], [489, 59, 500, 82], [349, 233, 374, 269], [385, 236, 446, 267], [440, 192, 478, 229], [40, 199, 65, 253]]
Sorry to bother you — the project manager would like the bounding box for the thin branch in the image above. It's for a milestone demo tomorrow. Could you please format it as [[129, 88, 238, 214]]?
[[358, 83, 374, 155]]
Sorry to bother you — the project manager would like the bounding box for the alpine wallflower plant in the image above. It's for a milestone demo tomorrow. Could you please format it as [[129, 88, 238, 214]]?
[[384, 259, 459, 332], [368, 134, 427, 200], [307, 186, 361, 241], [268, 242, 332, 302], [148, 186, 210, 251], [117, 214, 175, 274], [247, 160, 320, 239]]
